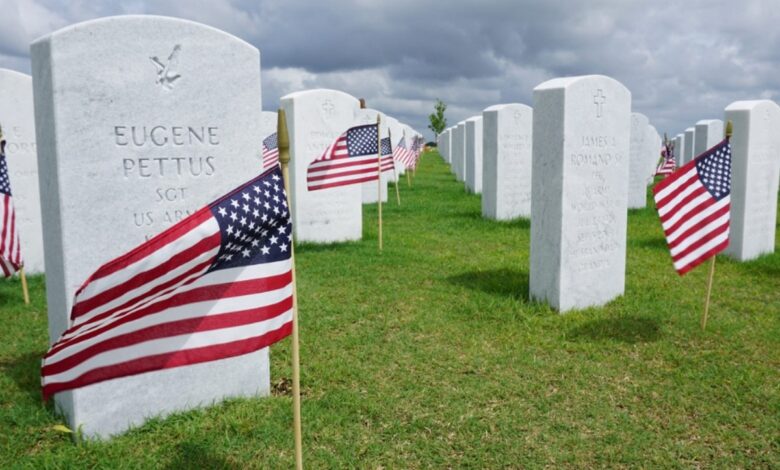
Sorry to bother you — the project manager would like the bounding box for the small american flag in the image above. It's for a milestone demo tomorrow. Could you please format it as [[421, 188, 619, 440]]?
[[42, 167, 294, 399], [262, 132, 279, 170], [393, 136, 416, 170], [307, 124, 393, 191], [0, 143, 22, 277], [656, 143, 676, 176], [653, 138, 731, 275]]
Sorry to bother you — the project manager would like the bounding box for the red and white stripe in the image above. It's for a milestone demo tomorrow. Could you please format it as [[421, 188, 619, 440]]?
[[393, 146, 416, 170], [0, 194, 21, 277], [41, 206, 293, 399], [307, 134, 393, 191], [656, 158, 675, 176], [653, 161, 730, 275], [263, 146, 279, 170]]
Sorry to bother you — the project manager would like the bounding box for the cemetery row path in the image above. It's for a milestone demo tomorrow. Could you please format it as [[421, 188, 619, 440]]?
[[1, 151, 778, 468]]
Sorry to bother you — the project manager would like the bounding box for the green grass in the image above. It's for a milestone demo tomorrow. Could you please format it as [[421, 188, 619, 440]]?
[[2, 151, 778, 468]]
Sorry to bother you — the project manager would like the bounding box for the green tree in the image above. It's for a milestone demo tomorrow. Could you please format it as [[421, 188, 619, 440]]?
[[428, 99, 447, 138]]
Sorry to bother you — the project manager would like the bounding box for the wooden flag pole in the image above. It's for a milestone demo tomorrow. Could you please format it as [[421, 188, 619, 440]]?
[[277, 109, 303, 470], [701, 120, 732, 331], [376, 114, 383, 252], [20, 267, 29, 305]]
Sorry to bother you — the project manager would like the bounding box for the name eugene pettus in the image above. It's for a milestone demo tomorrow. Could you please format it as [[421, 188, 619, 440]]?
[[115, 125, 219, 178]]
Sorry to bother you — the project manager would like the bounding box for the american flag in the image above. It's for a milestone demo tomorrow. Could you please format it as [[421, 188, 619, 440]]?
[[656, 143, 676, 176], [41, 167, 294, 399], [393, 136, 416, 170], [653, 138, 731, 275], [0, 144, 22, 277], [262, 132, 279, 170], [306, 124, 393, 191]]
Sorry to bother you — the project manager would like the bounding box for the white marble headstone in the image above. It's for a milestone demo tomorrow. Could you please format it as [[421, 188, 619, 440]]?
[[529, 75, 631, 312], [646, 124, 662, 180], [354, 108, 388, 204], [694, 119, 723, 157], [385, 116, 404, 181], [482, 103, 533, 220], [628, 113, 650, 208], [684, 127, 696, 163], [723, 100, 780, 261], [260, 110, 277, 140], [31, 15, 268, 439], [674, 134, 684, 167], [453, 121, 467, 182], [280, 89, 361, 243], [0, 69, 44, 274], [465, 116, 483, 194]]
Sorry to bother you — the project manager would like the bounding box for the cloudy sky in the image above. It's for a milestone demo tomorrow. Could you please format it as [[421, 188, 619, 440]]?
[[1, 0, 779, 140]]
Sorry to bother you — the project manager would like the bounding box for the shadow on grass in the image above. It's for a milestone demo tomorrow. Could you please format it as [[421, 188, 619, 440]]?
[[0, 351, 46, 404], [566, 316, 662, 344], [163, 441, 238, 470], [447, 268, 530, 301]]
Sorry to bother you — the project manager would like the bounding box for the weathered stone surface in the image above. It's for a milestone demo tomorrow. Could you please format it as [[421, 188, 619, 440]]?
[[31, 15, 268, 438], [529, 75, 631, 312]]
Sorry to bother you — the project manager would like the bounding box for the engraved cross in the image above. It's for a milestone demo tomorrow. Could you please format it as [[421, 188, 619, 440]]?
[[593, 89, 606, 118], [321, 100, 335, 117]]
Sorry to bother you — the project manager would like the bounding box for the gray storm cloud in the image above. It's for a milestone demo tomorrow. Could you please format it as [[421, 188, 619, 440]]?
[[1, 0, 778, 139]]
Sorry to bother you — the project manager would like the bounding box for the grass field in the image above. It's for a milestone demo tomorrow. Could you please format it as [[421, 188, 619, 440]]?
[[2, 151, 778, 468]]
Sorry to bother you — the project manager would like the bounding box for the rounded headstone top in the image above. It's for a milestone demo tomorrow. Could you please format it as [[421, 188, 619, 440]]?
[[724, 100, 780, 112], [280, 88, 358, 104], [483, 103, 532, 113], [0, 68, 31, 81], [465, 115, 482, 123], [685, 127, 695, 132], [533, 74, 629, 93], [33, 15, 256, 50], [696, 118, 722, 125]]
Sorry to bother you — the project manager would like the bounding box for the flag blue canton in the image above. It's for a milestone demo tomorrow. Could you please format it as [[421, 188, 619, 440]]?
[[0, 155, 11, 196], [263, 132, 278, 150], [346, 124, 378, 156], [209, 167, 292, 271], [695, 140, 731, 201], [381, 137, 392, 156]]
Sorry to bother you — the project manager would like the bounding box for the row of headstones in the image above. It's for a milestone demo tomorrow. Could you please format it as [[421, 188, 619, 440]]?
[[436, 75, 780, 311], [672, 104, 780, 261], [0, 16, 425, 438], [0, 81, 422, 276], [438, 107, 662, 219]]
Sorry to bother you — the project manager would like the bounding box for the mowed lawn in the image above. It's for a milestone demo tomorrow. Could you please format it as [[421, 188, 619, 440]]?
[[1, 151, 778, 468]]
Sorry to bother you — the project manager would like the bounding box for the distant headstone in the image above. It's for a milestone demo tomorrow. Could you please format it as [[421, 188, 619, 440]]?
[[441, 128, 451, 163], [453, 121, 466, 182], [31, 15, 267, 438], [646, 124, 662, 179], [280, 89, 361, 243], [385, 116, 404, 180], [723, 100, 780, 261], [628, 112, 650, 208], [0, 69, 44, 274], [465, 116, 483, 194], [694, 119, 723, 156], [260, 110, 277, 140], [684, 127, 696, 163], [674, 134, 684, 166], [354, 108, 388, 203], [482, 103, 533, 220], [530, 75, 631, 312]]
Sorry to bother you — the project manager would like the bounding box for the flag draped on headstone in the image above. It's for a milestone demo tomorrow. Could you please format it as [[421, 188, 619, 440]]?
[[41, 167, 294, 399], [306, 124, 393, 191], [262, 132, 280, 170], [653, 138, 732, 275], [0, 142, 22, 277]]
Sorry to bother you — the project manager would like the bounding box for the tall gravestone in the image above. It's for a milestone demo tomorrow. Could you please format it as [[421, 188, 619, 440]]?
[[482, 103, 533, 220], [465, 116, 483, 194], [453, 121, 466, 182], [355, 108, 388, 204], [260, 110, 277, 140], [529, 75, 630, 312], [31, 15, 268, 438], [0, 69, 44, 274], [628, 113, 650, 208], [646, 124, 662, 180], [280, 89, 361, 243], [684, 127, 696, 163], [674, 134, 684, 167], [441, 128, 451, 163], [694, 119, 723, 156], [724, 100, 780, 260]]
